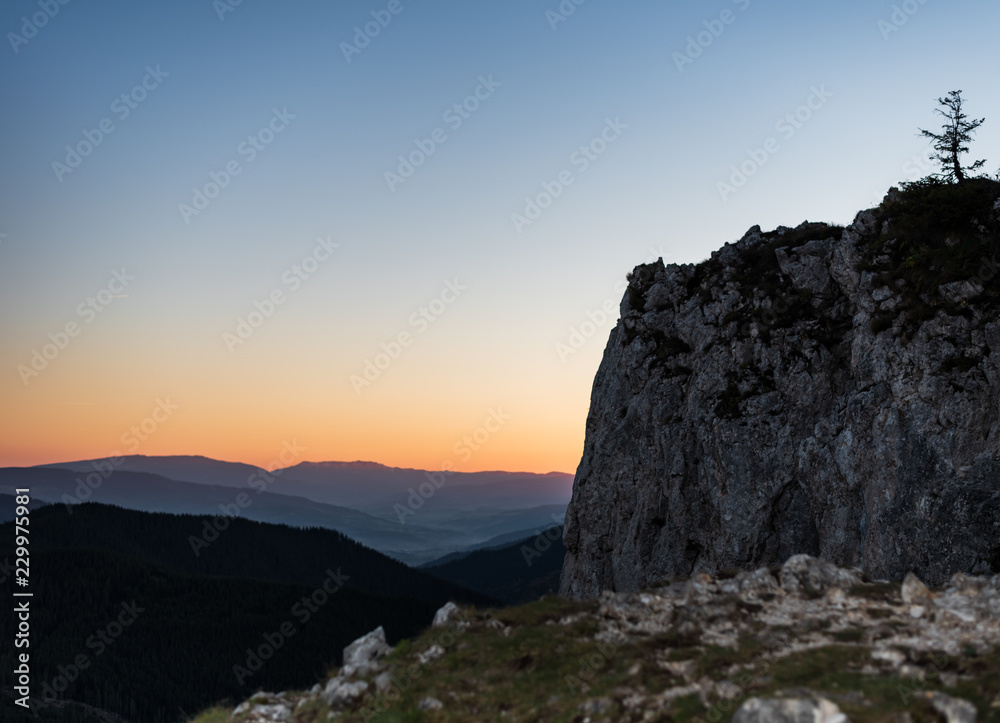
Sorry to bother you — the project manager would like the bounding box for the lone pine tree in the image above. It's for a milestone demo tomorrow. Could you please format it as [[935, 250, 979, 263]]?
[[919, 90, 986, 183]]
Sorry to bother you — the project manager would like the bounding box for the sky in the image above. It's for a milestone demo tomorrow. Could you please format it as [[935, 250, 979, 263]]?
[[1, 0, 999, 474]]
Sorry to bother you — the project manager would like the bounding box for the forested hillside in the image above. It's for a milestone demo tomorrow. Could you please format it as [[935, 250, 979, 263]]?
[[0, 503, 495, 722], [423, 526, 565, 604]]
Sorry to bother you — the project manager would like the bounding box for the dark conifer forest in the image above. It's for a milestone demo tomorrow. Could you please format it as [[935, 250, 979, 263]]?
[[0, 503, 495, 722]]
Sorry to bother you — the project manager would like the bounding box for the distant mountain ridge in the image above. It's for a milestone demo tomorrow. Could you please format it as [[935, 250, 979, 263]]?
[[0, 467, 475, 565], [43, 454, 573, 510], [9, 455, 572, 564]]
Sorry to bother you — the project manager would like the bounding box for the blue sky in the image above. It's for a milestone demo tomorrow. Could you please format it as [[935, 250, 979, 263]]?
[[2, 0, 999, 471]]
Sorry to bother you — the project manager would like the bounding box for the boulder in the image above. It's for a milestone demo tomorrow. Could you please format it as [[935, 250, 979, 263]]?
[[732, 697, 847, 723], [341, 626, 390, 677], [432, 601, 461, 627]]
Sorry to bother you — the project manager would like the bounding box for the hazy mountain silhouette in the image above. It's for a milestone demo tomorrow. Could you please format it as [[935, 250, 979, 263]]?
[[45, 454, 573, 510], [0, 467, 477, 564], [34, 455, 573, 562]]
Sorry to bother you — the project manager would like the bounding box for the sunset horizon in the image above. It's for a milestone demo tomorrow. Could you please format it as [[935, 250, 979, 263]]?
[[10, 449, 576, 478]]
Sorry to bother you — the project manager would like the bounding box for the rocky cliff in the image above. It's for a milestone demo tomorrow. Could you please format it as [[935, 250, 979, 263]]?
[[561, 179, 1000, 598]]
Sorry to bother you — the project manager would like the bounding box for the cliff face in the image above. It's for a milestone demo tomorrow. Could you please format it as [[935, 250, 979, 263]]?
[[561, 181, 1000, 598]]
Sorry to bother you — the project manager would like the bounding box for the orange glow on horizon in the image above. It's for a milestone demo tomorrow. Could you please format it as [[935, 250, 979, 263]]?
[[0, 443, 578, 476], [0, 278, 601, 479]]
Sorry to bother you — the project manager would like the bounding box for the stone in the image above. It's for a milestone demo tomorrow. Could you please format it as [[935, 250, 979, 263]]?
[[731, 697, 847, 723], [901, 572, 931, 604], [417, 644, 445, 664], [779, 555, 861, 597], [418, 696, 443, 711], [923, 692, 978, 723], [579, 696, 615, 715], [432, 601, 461, 627], [322, 677, 368, 709], [939, 280, 982, 304], [774, 232, 836, 296], [238, 703, 294, 721], [342, 626, 390, 675], [737, 225, 765, 251]]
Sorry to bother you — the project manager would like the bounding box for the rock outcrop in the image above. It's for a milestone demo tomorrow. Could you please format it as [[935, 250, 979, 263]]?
[[562, 181, 1000, 598]]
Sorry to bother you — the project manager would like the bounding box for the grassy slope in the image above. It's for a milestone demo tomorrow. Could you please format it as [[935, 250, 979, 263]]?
[[190, 589, 1000, 723]]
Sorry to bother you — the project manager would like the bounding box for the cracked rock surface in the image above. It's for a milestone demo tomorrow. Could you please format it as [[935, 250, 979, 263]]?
[[562, 187, 1000, 598]]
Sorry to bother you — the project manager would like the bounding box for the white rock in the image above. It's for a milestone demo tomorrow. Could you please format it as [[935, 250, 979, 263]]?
[[780, 555, 861, 597], [732, 697, 847, 723], [417, 644, 445, 664], [432, 601, 461, 627], [924, 692, 978, 723], [322, 677, 369, 709], [418, 696, 443, 711], [902, 572, 931, 604], [241, 703, 293, 722], [342, 626, 390, 675]]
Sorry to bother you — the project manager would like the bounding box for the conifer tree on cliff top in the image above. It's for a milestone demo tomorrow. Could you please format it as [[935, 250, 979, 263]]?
[[919, 90, 986, 183]]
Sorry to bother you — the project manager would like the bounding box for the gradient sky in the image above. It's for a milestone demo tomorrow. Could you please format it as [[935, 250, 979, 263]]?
[[2, 0, 999, 474]]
